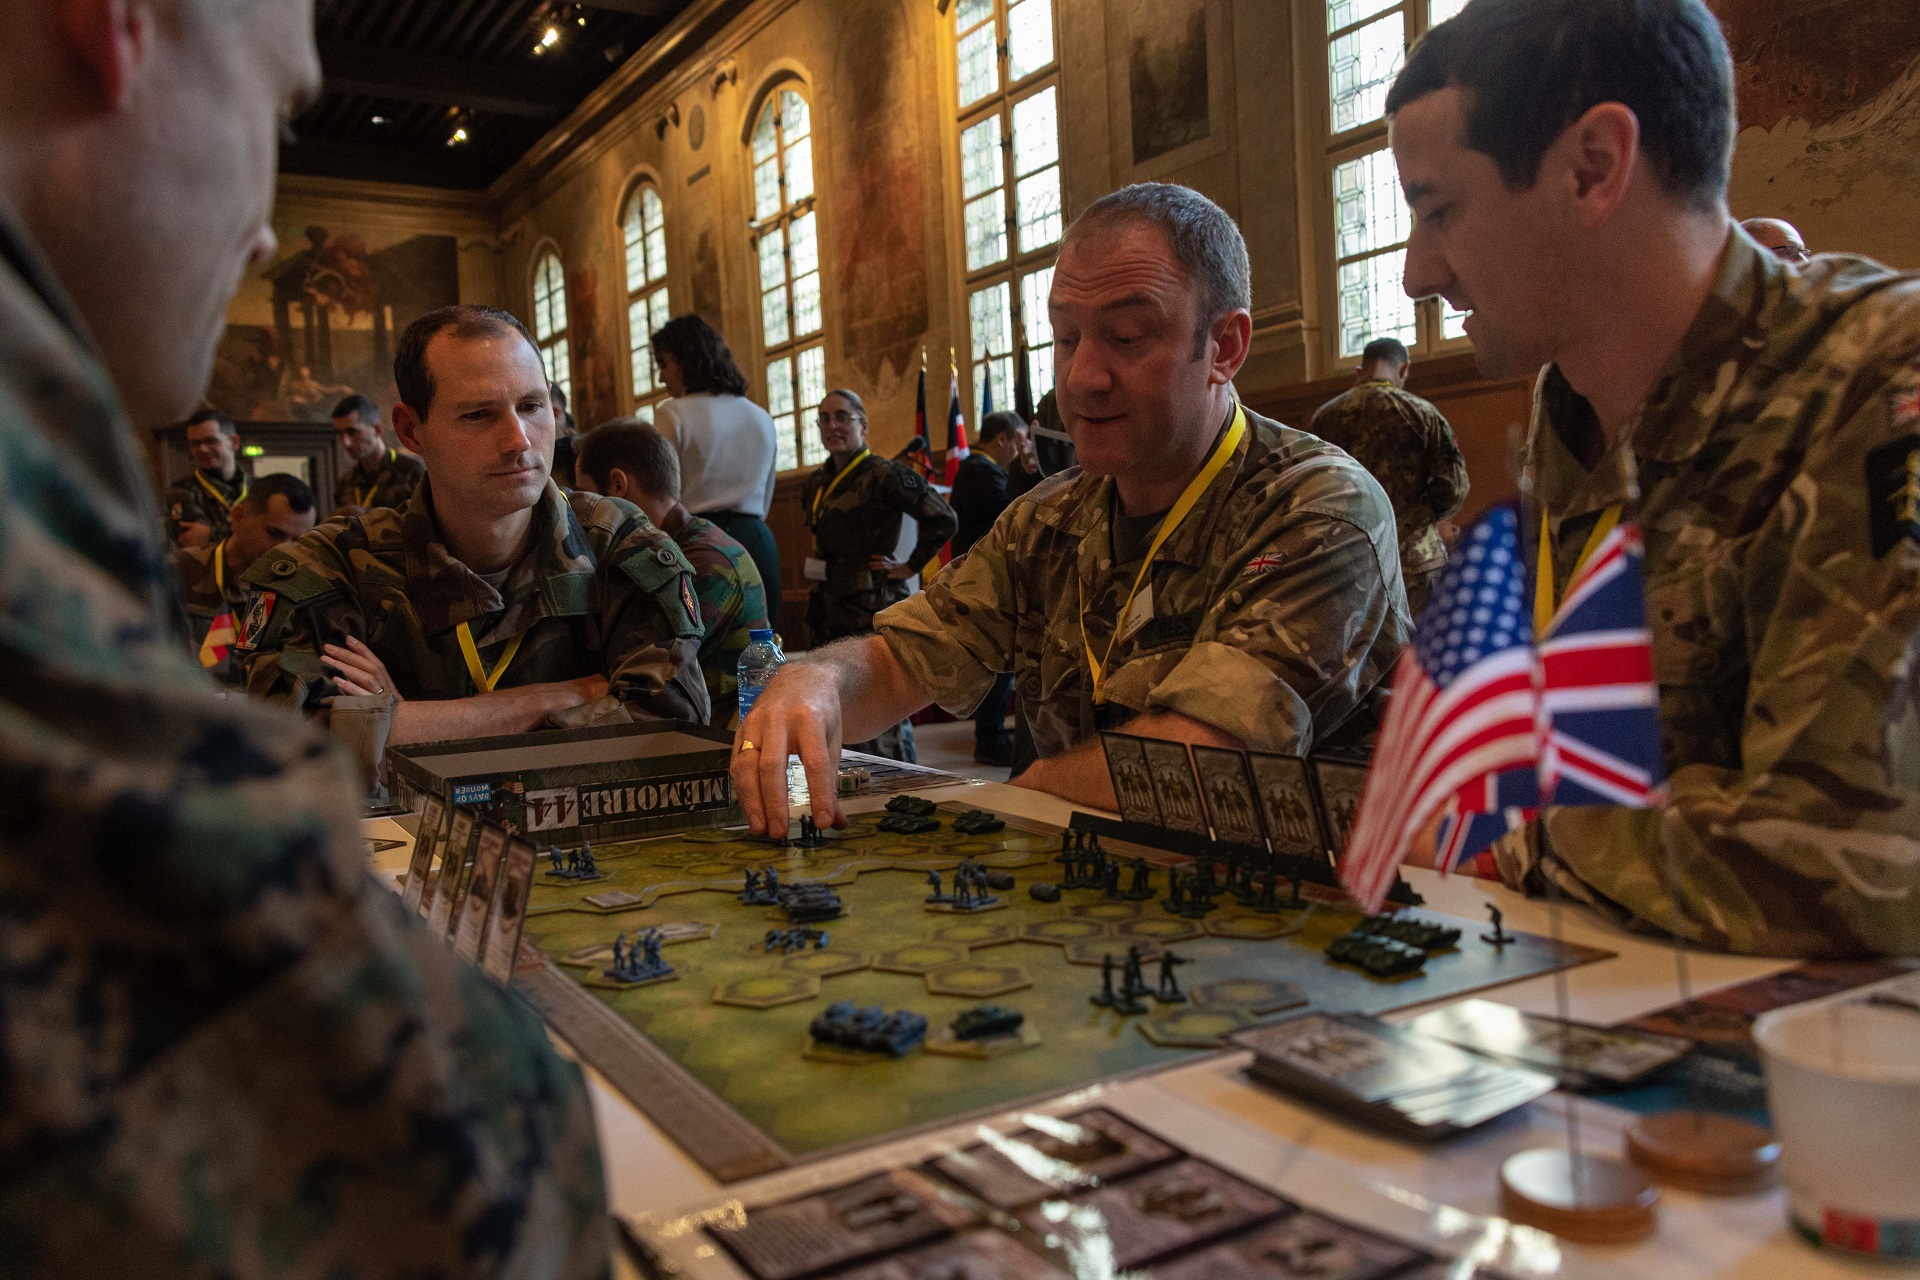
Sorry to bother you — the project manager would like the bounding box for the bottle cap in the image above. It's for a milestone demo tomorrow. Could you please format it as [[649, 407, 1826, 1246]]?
[[749, 629, 775, 642]]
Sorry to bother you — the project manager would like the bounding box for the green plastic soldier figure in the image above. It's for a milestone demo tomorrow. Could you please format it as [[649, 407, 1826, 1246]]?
[[241, 307, 709, 748], [1309, 335, 1469, 616], [176, 473, 318, 686], [329, 391, 424, 516], [1390, 0, 1920, 956], [163, 407, 248, 547], [0, 7, 610, 1275]]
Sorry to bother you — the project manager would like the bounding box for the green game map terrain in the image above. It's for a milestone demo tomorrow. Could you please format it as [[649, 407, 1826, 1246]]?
[[519, 806, 1600, 1158]]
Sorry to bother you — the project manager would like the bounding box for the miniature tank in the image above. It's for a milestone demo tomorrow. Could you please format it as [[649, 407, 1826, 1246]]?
[[877, 813, 941, 835], [778, 883, 844, 923], [952, 809, 1006, 835], [885, 795, 939, 817], [1325, 930, 1428, 978], [810, 1000, 928, 1056], [951, 1004, 1025, 1041], [1353, 914, 1462, 952]]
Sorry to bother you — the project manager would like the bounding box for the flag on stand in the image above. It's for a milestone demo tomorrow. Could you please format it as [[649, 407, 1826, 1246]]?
[[943, 354, 970, 488], [898, 350, 937, 481]]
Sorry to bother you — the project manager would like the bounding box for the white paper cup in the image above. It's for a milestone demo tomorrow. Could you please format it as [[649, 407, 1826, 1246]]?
[[1755, 979, 1920, 1258]]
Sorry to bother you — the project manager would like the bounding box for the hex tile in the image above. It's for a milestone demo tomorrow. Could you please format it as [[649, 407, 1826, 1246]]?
[[1114, 917, 1202, 944], [924, 963, 1033, 999], [931, 921, 1017, 949], [1138, 1007, 1256, 1049], [1068, 901, 1145, 922], [1189, 977, 1308, 1015], [1019, 918, 1110, 946], [780, 950, 869, 978], [684, 860, 739, 879], [873, 943, 971, 974], [1063, 938, 1161, 967], [1205, 913, 1305, 941], [711, 973, 821, 1009], [559, 921, 716, 967]]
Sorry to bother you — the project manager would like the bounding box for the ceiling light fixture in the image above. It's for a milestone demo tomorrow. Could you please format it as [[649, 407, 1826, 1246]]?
[[541, 25, 560, 47], [447, 126, 470, 146], [370, 114, 387, 124]]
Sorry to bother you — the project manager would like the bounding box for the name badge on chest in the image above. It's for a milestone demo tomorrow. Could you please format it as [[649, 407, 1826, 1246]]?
[[1117, 582, 1155, 644], [804, 556, 828, 582]]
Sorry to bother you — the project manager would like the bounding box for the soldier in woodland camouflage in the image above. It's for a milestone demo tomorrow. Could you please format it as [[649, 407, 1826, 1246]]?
[[1389, 0, 1920, 956], [329, 392, 424, 516], [1309, 336, 1468, 615], [176, 472, 317, 686], [0, 1, 610, 1274], [163, 407, 249, 546]]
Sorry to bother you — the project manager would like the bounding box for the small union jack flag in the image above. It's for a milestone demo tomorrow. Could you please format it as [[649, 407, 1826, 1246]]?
[[1242, 553, 1287, 577], [1893, 387, 1920, 424]]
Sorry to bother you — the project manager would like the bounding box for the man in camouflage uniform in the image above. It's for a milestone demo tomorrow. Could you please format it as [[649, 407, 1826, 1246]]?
[[0, 2, 610, 1273], [575, 418, 770, 727], [329, 391, 424, 516], [800, 388, 957, 760], [729, 186, 1407, 835], [177, 471, 318, 686], [163, 406, 249, 546], [1390, 0, 1920, 956], [1309, 335, 1469, 615], [243, 307, 708, 745]]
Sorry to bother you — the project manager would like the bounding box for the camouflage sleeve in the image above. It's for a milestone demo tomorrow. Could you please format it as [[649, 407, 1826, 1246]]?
[[1146, 460, 1408, 753], [1493, 370, 1920, 958], [873, 511, 1012, 717], [602, 523, 713, 723], [237, 541, 364, 714], [883, 465, 959, 573], [1417, 400, 1470, 526], [163, 481, 211, 544]]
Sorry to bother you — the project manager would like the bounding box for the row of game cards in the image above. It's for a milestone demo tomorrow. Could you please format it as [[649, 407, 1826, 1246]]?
[[1099, 732, 1368, 860], [691, 1106, 1486, 1279], [397, 793, 538, 986]]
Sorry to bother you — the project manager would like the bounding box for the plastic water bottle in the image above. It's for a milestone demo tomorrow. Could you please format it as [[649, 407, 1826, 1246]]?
[[736, 629, 784, 721]]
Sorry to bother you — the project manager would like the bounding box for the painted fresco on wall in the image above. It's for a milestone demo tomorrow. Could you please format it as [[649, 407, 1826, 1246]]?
[[833, 0, 930, 386], [567, 264, 619, 429], [1127, 0, 1209, 165], [210, 225, 458, 421], [692, 224, 724, 326]]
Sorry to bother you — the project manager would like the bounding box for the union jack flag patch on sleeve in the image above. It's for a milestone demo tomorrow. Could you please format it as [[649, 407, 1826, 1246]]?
[[1241, 552, 1287, 578]]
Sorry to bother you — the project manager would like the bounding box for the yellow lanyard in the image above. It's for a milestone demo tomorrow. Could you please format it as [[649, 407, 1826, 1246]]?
[[1533, 503, 1622, 635], [197, 470, 247, 512], [456, 622, 525, 693], [211, 538, 228, 596], [810, 449, 870, 522], [352, 449, 394, 508], [1081, 405, 1247, 705]]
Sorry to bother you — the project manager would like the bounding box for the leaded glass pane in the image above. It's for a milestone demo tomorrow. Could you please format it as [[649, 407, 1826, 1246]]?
[[974, 356, 1013, 419], [1443, 300, 1470, 340], [789, 212, 819, 278], [797, 346, 827, 466], [1015, 166, 1062, 253], [964, 190, 1008, 271], [956, 0, 992, 28], [961, 116, 1002, 200], [957, 21, 998, 108], [623, 199, 646, 294], [1028, 343, 1054, 400], [1008, 0, 1054, 80], [1329, 11, 1404, 133], [767, 356, 794, 416], [753, 156, 782, 221], [1011, 87, 1059, 176], [969, 281, 1012, 367], [533, 255, 566, 341], [1337, 249, 1415, 357], [643, 187, 664, 234], [629, 298, 655, 395], [543, 337, 571, 403], [761, 284, 790, 347], [1020, 267, 1054, 348], [784, 134, 814, 204], [752, 104, 777, 162], [1333, 148, 1410, 259], [781, 91, 810, 140], [645, 226, 667, 284], [1327, 0, 1396, 33], [757, 227, 786, 293], [792, 271, 822, 338], [648, 288, 670, 336], [774, 416, 798, 473], [1428, 0, 1466, 24]]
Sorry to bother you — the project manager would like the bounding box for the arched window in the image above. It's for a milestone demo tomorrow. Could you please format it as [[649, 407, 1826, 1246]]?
[[623, 184, 671, 417], [956, 0, 1062, 422], [531, 250, 572, 404], [749, 85, 826, 473]]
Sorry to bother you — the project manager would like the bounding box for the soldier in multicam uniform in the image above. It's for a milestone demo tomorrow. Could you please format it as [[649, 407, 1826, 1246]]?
[[242, 307, 709, 746], [1309, 335, 1469, 615], [799, 388, 957, 760], [163, 407, 249, 546], [328, 391, 424, 516], [729, 185, 1408, 836], [176, 472, 318, 686], [0, 4, 610, 1275], [1389, 0, 1920, 956], [575, 418, 771, 727]]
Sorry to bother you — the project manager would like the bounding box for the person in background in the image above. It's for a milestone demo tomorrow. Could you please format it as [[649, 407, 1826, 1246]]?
[[951, 409, 1039, 766], [1309, 336, 1469, 615], [801, 388, 957, 761], [0, 0, 609, 1272], [177, 472, 317, 687], [164, 407, 247, 547], [1741, 216, 1810, 265], [576, 418, 770, 728], [651, 315, 783, 629], [328, 392, 421, 517], [549, 379, 579, 487]]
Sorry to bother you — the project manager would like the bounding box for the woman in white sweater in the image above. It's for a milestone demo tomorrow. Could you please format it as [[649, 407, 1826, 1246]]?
[[649, 316, 783, 629]]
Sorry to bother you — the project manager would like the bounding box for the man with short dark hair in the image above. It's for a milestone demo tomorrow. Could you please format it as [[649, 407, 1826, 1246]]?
[[1310, 336, 1469, 615], [164, 407, 247, 546], [329, 392, 422, 515], [242, 304, 709, 744], [576, 418, 769, 727], [732, 184, 1407, 829], [951, 409, 1040, 765], [177, 472, 317, 686], [1390, 0, 1920, 956]]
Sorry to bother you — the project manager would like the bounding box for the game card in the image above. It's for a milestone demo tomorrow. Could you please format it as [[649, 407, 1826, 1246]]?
[[1308, 758, 1369, 855], [481, 835, 540, 985], [1017, 1158, 1289, 1272], [1192, 746, 1265, 849], [400, 793, 448, 915], [1236, 1014, 1474, 1105], [927, 1107, 1180, 1210], [1246, 753, 1324, 859], [828, 1229, 1067, 1280], [1154, 1210, 1426, 1280], [426, 807, 477, 938], [452, 822, 509, 962], [1099, 732, 1161, 827], [1406, 999, 1690, 1088], [706, 1170, 975, 1280], [1140, 738, 1209, 837]]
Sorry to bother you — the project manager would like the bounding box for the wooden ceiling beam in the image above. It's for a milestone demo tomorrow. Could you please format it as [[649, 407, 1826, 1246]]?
[[318, 39, 576, 119], [570, 0, 682, 17]]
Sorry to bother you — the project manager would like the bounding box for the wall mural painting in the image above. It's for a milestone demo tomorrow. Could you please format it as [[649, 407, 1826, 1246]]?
[[692, 224, 724, 327], [567, 264, 619, 429], [210, 224, 459, 421], [1127, 0, 1209, 165]]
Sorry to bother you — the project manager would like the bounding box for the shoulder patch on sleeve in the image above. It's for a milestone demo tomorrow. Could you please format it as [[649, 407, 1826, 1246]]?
[[1867, 432, 1920, 557], [232, 591, 276, 652]]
